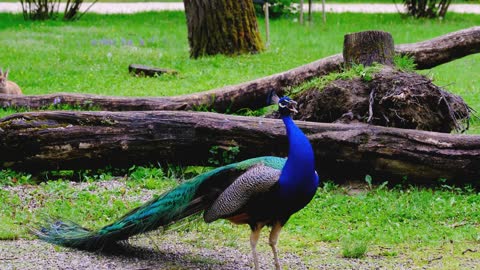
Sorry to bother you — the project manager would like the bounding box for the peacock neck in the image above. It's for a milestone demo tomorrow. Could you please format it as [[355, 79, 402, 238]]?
[[278, 115, 318, 198]]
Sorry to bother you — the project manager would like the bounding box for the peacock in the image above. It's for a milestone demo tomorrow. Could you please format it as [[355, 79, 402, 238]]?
[[35, 96, 319, 270]]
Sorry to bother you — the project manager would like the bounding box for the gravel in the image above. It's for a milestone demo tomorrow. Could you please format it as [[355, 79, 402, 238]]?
[[2, 235, 478, 269], [0, 237, 415, 270]]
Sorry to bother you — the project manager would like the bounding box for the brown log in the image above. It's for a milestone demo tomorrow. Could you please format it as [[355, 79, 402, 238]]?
[[395, 26, 480, 69], [0, 55, 343, 113], [343, 30, 395, 68], [0, 27, 478, 112], [1, 111, 479, 184], [128, 64, 178, 77]]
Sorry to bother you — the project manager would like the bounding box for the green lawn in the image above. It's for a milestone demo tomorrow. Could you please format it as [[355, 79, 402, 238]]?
[[1, 11, 479, 132]]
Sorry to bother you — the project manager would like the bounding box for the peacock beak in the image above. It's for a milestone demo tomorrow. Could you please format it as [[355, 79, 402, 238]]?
[[289, 101, 298, 114]]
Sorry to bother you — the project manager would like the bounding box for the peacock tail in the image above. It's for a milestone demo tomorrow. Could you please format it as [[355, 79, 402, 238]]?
[[34, 156, 286, 250]]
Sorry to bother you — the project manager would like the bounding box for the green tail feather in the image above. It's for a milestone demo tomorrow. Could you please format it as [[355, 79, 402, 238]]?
[[34, 156, 286, 250]]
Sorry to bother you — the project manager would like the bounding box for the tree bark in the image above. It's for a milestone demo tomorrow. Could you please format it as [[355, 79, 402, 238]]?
[[343, 30, 395, 68], [299, 0, 303, 24], [183, 0, 264, 59], [1, 111, 479, 184], [308, 0, 313, 23], [0, 27, 478, 113]]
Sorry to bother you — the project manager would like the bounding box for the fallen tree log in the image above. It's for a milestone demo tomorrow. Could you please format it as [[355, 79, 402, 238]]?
[[1, 111, 479, 184], [395, 26, 480, 69], [0, 54, 343, 113], [128, 64, 178, 77], [1, 27, 478, 113]]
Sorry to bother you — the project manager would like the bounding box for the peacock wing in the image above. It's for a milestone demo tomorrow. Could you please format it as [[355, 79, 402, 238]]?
[[177, 156, 285, 220], [203, 164, 281, 223]]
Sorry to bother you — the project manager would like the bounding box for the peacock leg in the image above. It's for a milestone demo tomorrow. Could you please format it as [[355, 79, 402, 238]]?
[[269, 222, 283, 270], [250, 223, 265, 270]]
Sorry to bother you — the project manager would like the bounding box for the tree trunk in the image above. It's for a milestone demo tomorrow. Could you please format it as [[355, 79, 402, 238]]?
[[343, 30, 395, 68], [321, 0, 326, 23], [1, 111, 479, 184], [183, 0, 264, 59], [1, 27, 478, 112], [299, 0, 304, 24], [308, 0, 313, 23], [264, 2, 270, 48]]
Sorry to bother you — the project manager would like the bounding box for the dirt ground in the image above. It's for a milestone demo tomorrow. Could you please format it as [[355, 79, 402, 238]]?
[[0, 238, 402, 270]]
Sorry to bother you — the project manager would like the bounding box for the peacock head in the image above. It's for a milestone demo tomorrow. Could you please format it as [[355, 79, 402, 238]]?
[[278, 96, 298, 116]]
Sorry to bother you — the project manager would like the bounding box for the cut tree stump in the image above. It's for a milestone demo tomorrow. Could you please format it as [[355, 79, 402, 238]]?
[[1, 111, 479, 184], [1, 27, 478, 113], [128, 64, 178, 77], [343, 30, 395, 68]]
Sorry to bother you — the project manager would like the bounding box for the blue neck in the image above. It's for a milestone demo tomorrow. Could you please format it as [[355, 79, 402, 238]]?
[[278, 115, 318, 198]]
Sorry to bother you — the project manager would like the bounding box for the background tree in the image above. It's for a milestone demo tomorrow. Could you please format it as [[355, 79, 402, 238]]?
[[183, 0, 264, 58], [19, 0, 97, 21], [253, 0, 297, 19], [402, 0, 451, 18]]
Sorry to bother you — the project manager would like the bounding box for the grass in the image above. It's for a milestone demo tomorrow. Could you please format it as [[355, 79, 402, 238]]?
[[0, 168, 479, 268], [341, 234, 369, 258], [292, 184, 480, 246], [0, 11, 479, 130], [289, 63, 383, 95]]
